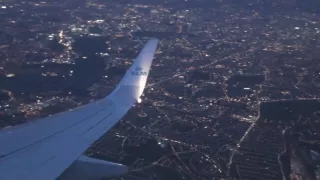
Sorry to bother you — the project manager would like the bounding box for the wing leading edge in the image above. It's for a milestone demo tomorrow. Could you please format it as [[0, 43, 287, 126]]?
[[0, 39, 159, 180]]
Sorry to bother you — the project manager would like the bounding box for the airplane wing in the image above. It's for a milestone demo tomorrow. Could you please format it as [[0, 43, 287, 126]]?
[[0, 39, 159, 180]]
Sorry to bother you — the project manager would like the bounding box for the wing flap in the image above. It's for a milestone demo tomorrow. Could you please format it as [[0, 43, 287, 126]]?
[[58, 155, 128, 180]]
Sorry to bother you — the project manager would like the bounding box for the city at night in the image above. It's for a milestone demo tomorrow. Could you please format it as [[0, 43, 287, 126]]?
[[0, 0, 319, 180]]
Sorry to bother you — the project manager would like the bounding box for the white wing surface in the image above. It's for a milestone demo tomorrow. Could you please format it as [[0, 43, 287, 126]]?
[[0, 39, 159, 180]]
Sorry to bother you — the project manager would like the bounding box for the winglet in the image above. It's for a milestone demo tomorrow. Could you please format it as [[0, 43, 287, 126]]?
[[119, 38, 159, 88], [107, 39, 159, 105]]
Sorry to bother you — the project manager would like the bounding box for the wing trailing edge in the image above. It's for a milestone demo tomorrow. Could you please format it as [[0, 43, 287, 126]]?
[[58, 155, 128, 180]]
